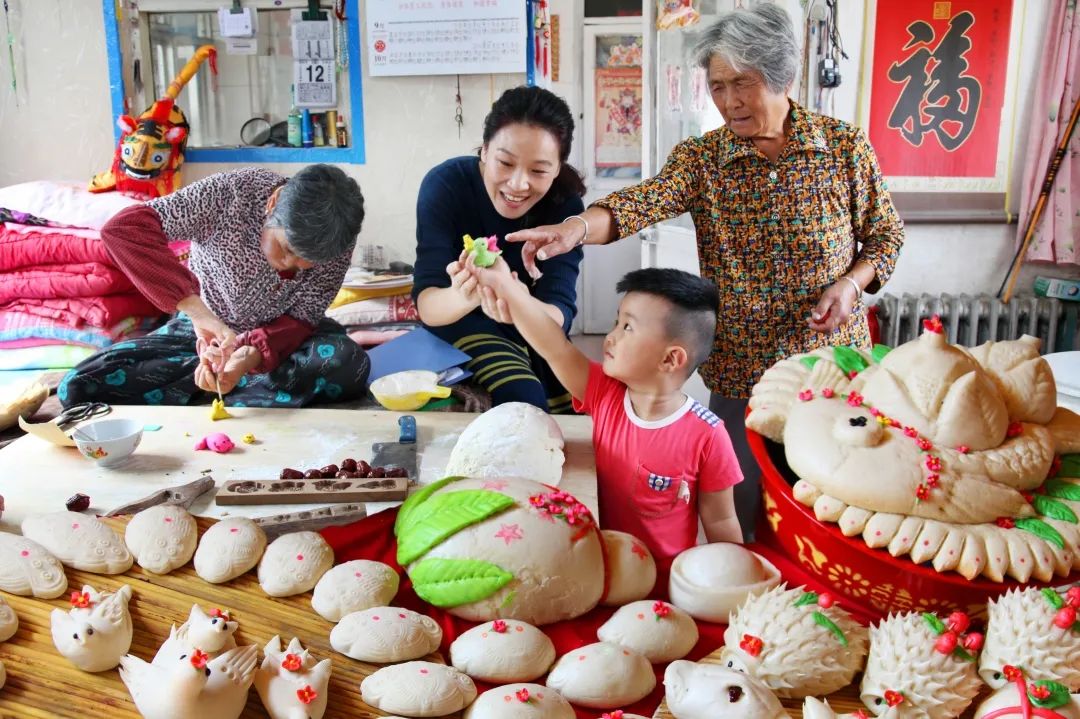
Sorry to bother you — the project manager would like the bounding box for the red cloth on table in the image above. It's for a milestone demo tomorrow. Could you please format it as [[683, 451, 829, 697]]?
[[321, 508, 871, 717]]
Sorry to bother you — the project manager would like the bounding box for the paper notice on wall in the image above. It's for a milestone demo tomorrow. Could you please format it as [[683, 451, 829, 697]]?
[[218, 7, 255, 37], [292, 18, 337, 107], [367, 0, 526, 77], [665, 64, 682, 112]]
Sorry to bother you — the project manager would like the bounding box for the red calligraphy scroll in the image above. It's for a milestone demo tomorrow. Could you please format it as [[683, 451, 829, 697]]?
[[868, 0, 1013, 178]]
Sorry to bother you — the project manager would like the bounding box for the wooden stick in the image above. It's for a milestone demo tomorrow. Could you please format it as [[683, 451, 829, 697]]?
[[999, 91, 1080, 302], [104, 476, 216, 516]]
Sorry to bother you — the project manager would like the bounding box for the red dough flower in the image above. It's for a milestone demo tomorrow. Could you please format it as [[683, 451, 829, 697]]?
[[821, 387, 835, 398], [851, 711, 869, 719], [739, 634, 763, 657], [903, 426, 919, 438], [281, 653, 303, 672], [491, 620, 508, 633], [1007, 421, 1024, 438], [917, 438, 933, 451], [996, 517, 1016, 529], [956, 445, 970, 454], [602, 712, 625, 719], [922, 315, 943, 334], [926, 474, 940, 488], [884, 690, 905, 707], [925, 456, 942, 472], [915, 484, 931, 501], [190, 649, 209, 669], [1029, 684, 1052, 701], [296, 685, 318, 704], [653, 601, 672, 619], [70, 591, 91, 608], [846, 392, 864, 407], [1003, 665, 1024, 681], [798, 389, 813, 402], [515, 688, 532, 703]]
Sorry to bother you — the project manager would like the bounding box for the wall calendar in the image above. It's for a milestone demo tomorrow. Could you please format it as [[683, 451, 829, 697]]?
[[367, 0, 526, 77]]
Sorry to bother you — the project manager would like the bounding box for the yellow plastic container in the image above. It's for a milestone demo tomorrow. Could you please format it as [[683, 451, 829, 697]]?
[[370, 370, 452, 411]]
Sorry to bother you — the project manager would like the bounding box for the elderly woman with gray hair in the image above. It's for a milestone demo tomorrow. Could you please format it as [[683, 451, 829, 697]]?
[[59, 165, 369, 408], [504, 2, 904, 535]]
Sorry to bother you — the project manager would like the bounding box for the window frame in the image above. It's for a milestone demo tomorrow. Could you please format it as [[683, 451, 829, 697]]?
[[102, 0, 365, 164]]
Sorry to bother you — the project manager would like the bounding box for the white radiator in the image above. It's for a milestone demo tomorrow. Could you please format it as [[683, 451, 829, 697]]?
[[872, 293, 1077, 353]]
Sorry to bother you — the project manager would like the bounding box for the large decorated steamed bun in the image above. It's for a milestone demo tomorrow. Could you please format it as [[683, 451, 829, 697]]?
[[444, 403, 565, 485], [394, 477, 604, 625], [746, 328, 1080, 584]]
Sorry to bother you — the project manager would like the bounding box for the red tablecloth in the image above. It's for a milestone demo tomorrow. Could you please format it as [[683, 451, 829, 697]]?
[[321, 508, 871, 718]]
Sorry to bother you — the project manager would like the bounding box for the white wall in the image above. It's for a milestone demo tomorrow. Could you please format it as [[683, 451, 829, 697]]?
[[0, 0, 523, 268], [0, 0, 1076, 296]]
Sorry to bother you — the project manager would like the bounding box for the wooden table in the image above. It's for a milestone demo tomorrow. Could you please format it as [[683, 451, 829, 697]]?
[[0, 406, 598, 532]]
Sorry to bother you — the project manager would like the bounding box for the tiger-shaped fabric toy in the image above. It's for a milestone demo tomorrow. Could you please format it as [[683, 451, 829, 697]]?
[[89, 45, 217, 199]]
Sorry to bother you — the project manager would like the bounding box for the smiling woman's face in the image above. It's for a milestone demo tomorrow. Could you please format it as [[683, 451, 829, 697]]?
[[479, 122, 562, 220], [706, 55, 790, 140]]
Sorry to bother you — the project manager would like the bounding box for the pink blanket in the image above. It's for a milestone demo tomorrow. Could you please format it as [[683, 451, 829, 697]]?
[[0, 294, 159, 329], [0, 222, 191, 272], [0, 262, 136, 302]]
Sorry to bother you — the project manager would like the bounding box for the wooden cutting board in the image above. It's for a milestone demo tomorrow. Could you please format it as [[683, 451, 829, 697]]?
[[0, 515, 454, 719]]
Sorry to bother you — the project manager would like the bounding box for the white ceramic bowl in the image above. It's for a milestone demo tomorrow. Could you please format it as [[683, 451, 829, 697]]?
[[73, 418, 143, 467], [668, 543, 782, 623]]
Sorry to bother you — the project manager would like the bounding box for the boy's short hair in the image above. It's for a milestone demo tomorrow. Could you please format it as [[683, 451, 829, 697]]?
[[616, 268, 719, 371]]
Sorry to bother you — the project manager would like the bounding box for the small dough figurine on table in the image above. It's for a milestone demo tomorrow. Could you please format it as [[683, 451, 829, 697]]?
[[463, 234, 502, 268], [194, 432, 235, 453], [210, 398, 233, 421], [51, 584, 134, 672]]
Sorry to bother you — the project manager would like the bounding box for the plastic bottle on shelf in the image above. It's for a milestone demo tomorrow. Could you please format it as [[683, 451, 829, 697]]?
[[287, 107, 302, 148], [301, 109, 314, 148], [313, 113, 325, 146], [336, 114, 348, 148]]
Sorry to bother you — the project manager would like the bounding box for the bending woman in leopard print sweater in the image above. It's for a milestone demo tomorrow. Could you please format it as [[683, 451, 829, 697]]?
[[59, 165, 370, 408]]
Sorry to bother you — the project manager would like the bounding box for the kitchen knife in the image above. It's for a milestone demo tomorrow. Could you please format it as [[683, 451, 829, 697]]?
[[371, 414, 418, 481]]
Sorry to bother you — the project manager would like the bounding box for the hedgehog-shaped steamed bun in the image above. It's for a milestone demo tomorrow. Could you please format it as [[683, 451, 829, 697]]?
[[721, 584, 868, 698], [860, 612, 982, 719], [979, 587, 1080, 691]]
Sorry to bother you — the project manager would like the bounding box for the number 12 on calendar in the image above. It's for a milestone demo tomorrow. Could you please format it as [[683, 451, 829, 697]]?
[[292, 18, 337, 108]]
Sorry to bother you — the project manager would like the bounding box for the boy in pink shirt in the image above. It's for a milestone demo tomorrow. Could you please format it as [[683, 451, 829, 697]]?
[[472, 264, 743, 568]]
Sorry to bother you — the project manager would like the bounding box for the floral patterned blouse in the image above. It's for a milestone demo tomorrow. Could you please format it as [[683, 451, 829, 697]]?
[[593, 102, 904, 397]]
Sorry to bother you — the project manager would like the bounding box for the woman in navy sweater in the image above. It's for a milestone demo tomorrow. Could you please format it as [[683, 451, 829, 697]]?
[[413, 86, 585, 413]]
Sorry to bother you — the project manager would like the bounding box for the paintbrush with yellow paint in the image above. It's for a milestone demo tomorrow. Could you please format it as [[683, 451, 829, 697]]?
[[208, 339, 233, 421]]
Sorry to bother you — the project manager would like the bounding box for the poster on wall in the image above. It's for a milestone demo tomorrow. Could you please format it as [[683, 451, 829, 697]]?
[[594, 35, 644, 180], [861, 0, 1019, 192], [367, 0, 526, 77]]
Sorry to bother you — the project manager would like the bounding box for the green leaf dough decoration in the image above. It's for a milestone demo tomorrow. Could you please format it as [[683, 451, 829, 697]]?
[[793, 591, 819, 608], [409, 558, 514, 607], [1029, 680, 1072, 709], [833, 346, 870, 376], [799, 355, 821, 370], [1014, 517, 1066, 550], [1041, 587, 1065, 610], [871, 344, 893, 363], [396, 489, 516, 566], [922, 612, 947, 635], [394, 476, 463, 536], [812, 610, 848, 646], [1058, 454, 1080, 479], [1044, 478, 1080, 502], [1032, 494, 1079, 524], [951, 646, 975, 662]]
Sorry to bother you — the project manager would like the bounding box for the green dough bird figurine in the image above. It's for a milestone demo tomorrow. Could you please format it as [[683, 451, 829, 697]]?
[[463, 234, 502, 268]]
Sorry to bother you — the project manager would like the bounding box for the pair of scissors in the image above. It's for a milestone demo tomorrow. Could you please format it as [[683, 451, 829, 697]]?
[[55, 402, 111, 430]]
